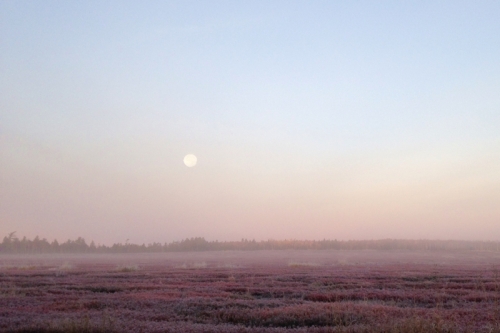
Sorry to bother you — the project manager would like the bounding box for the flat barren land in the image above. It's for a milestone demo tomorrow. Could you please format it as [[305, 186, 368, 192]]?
[[1, 250, 500, 332]]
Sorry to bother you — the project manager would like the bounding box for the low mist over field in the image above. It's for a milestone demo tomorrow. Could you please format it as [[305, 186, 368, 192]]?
[[1, 1, 500, 244]]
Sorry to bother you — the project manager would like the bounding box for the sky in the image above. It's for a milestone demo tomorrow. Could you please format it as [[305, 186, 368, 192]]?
[[1, 1, 499, 244]]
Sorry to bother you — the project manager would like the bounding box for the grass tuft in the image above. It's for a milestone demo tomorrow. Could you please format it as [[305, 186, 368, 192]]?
[[115, 265, 138, 272]]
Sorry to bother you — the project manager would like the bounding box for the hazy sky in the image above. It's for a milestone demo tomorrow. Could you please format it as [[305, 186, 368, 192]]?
[[1, 1, 499, 244]]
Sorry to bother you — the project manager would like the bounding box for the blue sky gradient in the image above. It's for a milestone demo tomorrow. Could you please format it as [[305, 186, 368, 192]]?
[[1, 1, 499, 243]]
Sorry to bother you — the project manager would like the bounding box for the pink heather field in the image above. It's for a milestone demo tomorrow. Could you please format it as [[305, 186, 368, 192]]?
[[1, 250, 500, 333]]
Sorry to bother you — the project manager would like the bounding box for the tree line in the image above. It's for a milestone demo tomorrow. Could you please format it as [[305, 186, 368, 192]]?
[[1, 232, 499, 254]]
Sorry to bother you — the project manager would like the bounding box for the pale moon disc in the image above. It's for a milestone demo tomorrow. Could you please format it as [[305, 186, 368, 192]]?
[[183, 154, 197, 167]]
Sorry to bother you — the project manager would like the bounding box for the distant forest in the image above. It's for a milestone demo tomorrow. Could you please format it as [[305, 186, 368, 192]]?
[[1, 232, 500, 254]]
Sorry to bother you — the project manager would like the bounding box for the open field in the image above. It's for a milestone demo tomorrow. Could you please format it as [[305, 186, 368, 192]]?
[[1, 250, 500, 332]]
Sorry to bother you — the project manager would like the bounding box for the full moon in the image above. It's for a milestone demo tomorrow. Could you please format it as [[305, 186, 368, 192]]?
[[183, 154, 197, 167]]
